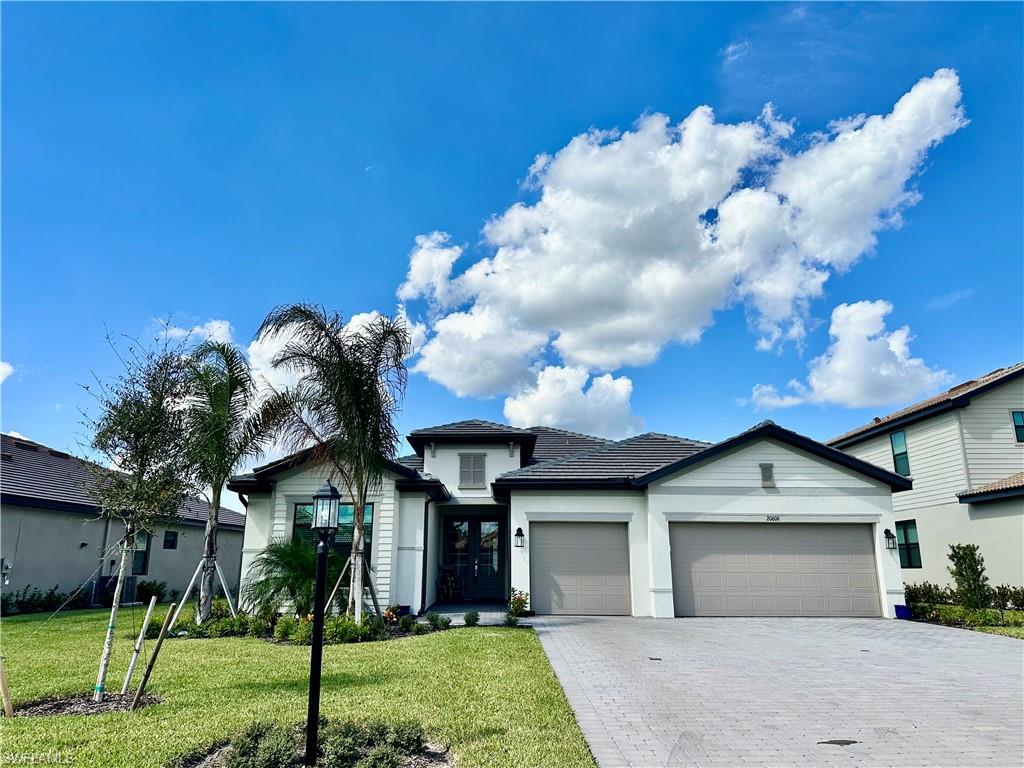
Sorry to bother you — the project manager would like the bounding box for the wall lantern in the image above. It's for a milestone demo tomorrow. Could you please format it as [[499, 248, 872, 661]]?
[[883, 528, 897, 550], [514, 527, 525, 548], [311, 480, 341, 532]]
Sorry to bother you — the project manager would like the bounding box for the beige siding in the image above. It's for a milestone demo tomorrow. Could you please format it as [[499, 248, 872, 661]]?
[[959, 379, 1024, 487], [843, 411, 966, 513]]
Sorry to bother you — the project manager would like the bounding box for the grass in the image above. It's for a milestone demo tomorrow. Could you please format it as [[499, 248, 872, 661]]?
[[975, 626, 1024, 639], [0, 608, 595, 768]]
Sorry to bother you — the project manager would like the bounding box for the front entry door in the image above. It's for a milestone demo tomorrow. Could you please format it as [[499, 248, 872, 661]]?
[[443, 518, 503, 601]]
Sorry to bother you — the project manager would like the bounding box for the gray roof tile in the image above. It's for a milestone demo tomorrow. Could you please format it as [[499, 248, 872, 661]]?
[[1, 434, 245, 527]]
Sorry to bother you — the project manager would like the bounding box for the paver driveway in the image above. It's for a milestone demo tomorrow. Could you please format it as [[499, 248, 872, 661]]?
[[534, 617, 1024, 768]]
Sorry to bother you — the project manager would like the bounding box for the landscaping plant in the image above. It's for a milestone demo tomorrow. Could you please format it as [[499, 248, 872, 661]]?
[[84, 332, 195, 702], [947, 543, 990, 610], [508, 588, 529, 617], [184, 341, 279, 622], [463, 610, 480, 627], [256, 304, 411, 621], [243, 537, 346, 618], [425, 611, 451, 631]]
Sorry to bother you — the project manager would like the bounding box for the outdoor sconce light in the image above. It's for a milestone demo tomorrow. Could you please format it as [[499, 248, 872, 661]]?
[[883, 528, 897, 550], [514, 527, 525, 548], [311, 480, 341, 532]]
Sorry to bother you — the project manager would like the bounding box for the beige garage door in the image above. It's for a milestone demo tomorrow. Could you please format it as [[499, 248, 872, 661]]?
[[670, 523, 881, 617], [530, 522, 630, 615]]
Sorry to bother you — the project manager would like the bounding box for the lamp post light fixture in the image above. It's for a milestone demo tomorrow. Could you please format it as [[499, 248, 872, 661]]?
[[883, 528, 898, 551], [514, 527, 525, 548], [304, 479, 341, 765]]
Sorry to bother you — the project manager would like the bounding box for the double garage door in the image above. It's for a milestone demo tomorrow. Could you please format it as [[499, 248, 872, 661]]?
[[529, 520, 880, 617], [670, 522, 881, 617]]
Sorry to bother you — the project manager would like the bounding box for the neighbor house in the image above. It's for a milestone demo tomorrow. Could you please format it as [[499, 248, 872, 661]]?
[[230, 419, 911, 618], [829, 363, 1024, 587], [0, 434, 245, 603]]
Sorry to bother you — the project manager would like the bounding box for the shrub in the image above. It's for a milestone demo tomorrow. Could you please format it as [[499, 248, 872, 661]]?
[[0, 584, 91, 616], [136, 579, 168, 604], [410, 621, 429, 635], [463, 610, 480, 627], [425, 611, 450, 631], [274, 615, 298, 641], [398, 614, 416, 633], [355, 745, 405, 768], [947, 544, 990, 610], [903, 581, 957, 606], [990, 584, 1024, 611], [508, 588, 529, 617], [504, 612, 519, 627]]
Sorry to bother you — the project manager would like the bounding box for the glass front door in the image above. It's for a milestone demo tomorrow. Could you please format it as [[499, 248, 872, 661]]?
[[441, 517, 504, 601]]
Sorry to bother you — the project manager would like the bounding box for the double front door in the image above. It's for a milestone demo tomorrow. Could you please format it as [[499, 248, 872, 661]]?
[[443, 517, 504, 601]]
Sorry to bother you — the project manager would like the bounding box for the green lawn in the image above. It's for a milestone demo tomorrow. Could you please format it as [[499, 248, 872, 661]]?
[[976, 625, 1024, 639], [0, 609, 595, 768]]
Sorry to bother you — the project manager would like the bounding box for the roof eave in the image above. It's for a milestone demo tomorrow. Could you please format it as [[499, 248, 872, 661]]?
[[407, 432, 538, 460], [957, 486, 1024, 504]]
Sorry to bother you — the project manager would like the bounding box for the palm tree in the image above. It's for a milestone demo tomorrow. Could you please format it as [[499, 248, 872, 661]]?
[[185, 340, 277, 622], [242, 536, 346, 618], [256, 304, 409, 621]]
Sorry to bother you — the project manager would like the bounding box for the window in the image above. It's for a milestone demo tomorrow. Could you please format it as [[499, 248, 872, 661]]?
[[759, 463, 775, 488], [162, 530, 178, 550], [132, 531, 151, 575], [459, 454, 486, 488], [890, 430, 911, 476], [1012, 411, 1024, 443], [292, 502, 374, 562], [895, 520, 922, 569]]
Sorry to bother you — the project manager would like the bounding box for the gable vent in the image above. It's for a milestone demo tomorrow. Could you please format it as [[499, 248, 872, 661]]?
[[759, 462, 776, 488]]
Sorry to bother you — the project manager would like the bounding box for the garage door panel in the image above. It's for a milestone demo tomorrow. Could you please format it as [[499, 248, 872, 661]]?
[[671, 523, 880, 617], [530, 522, 630, 616]]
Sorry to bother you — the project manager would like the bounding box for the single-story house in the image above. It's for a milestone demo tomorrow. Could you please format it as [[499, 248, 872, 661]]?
[[230, 419, 912, 618], [0, 434, 245, 604]]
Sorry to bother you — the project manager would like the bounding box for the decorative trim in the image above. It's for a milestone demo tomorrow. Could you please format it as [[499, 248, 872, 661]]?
[[526, 511, 634, 522], [662, 512, 882, 524], [649, 587, 673, 593]]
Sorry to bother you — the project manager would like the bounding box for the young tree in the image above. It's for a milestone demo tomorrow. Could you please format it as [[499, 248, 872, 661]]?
[[85, 336, 194, 702], [256, 304, 409, 622], [185, 341, 276, 622]]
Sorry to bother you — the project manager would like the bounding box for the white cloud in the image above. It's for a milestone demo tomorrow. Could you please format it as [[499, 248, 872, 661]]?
[[750, 300, 952, 409], [722, 40, 751, 64], [164, 319, 235, 344], [399, 70, 964, 429], [504, 366, 643, 439], [0, 361, 12, 384], [925, 287, 976, 311]]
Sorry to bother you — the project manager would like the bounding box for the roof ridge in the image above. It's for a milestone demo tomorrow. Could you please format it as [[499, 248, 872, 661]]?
[[527, 425, 613, 442], [409, 418, 533, 434]]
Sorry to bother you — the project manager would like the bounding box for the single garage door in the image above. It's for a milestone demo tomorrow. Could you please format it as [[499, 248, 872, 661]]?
[[670, 522, 881, 617], [530, 522, 630, 615]]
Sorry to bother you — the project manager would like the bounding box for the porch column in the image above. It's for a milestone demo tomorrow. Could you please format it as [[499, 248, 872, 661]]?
[[509, 497, 530, 599]]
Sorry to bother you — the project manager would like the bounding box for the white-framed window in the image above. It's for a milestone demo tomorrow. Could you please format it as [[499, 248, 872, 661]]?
[[1011, 410, 1024, 443], [459, 453, 486, 488]]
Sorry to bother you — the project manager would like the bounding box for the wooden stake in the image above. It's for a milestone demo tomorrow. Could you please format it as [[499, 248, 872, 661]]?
[[0, 655, 14, 717], [364, 559, 382, 617], [130, 602, 176, 711], [169, 559, 203, 630], [121, 596, 157, 694], [213, 559, 237, 618], [325, 556, 352, 613]]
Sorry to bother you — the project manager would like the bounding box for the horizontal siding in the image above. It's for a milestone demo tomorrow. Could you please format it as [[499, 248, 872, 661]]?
[[960, 379, 1024, 487], [843, 412, 966, 513], [657, 439, 880, 489]]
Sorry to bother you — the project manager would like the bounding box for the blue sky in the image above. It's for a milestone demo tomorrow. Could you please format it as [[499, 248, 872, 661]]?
[[3, 3, 1022, 466]]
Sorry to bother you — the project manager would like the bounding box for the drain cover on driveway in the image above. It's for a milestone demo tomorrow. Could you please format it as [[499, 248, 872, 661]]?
[[817, 739, 860, 746]]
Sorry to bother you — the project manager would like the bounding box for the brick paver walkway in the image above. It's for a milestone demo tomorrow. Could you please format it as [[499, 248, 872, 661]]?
[[534, 616, 1024, 768]]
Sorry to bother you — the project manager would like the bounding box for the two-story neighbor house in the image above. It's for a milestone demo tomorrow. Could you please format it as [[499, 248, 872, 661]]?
[[829, 363, 1024, 586], [230, 419, 912, 618], [0, 434, 245, 604]]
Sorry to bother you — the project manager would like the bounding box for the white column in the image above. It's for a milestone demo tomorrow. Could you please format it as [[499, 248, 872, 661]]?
[[509, 497, 530, 597], [646, 502, 675, 618]]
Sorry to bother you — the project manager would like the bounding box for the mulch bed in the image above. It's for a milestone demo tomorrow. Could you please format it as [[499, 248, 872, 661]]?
[[172, 743, 454, 768], [14, 692, 160, 717]]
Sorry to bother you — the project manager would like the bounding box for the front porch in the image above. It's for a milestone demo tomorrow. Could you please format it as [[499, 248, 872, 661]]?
[[426, 601, 508, 625]]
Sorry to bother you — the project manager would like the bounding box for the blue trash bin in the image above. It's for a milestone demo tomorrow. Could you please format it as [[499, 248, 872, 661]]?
[[894, 604, 912, 620]]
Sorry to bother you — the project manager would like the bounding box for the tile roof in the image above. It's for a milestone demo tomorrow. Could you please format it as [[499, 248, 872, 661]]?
[[829, 363, 1024, 447], [408, 419, 535, 438], [498, 432, 711, 482], [1, 434, 245, 527], [396, 454, 424, 471], [957, 471, 1024, 501], [528, 426, 614, 463]]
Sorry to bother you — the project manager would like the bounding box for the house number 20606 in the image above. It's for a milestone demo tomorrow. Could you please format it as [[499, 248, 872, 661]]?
[[765, 515, 781, 522]]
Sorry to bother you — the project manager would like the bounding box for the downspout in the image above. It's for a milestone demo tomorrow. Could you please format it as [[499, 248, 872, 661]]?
[[418, 497, 432, 615]]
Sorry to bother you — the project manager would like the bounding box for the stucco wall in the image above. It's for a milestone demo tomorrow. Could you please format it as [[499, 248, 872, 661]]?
[[1, 503, 242, 600]]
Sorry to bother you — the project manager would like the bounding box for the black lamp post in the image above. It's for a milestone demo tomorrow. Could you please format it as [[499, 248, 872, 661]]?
[[304, 479, 341, 765]]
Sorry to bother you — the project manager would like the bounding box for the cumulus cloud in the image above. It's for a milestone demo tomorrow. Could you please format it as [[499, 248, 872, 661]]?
[[398, 69, 964, 431], [750, 300, 952, 409], [0, 361, 13, 384], [504, 366, 643, 439], [164, 319, 235, 344]]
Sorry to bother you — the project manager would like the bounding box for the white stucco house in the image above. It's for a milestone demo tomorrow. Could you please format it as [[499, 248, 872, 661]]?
[[829, 363, 1024, 587], [230, 418, 913, 618]]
